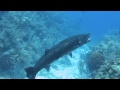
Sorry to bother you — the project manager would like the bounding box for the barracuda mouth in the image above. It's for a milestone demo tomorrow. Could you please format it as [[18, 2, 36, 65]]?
[[87, 33, 91, 42], [87, 37, 91, 42]]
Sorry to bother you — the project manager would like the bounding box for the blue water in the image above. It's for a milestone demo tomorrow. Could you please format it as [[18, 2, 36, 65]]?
[[81, 11, 120, 42], [62, 11, 120, 44]]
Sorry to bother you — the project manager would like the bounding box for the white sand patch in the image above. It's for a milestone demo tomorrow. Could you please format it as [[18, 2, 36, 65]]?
[[36, 45, 90, 79]]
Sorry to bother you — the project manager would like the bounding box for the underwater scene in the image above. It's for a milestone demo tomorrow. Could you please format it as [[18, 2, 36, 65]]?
[[0, 11, 120, 79]]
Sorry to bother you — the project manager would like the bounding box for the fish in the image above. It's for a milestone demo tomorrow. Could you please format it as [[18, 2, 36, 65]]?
[[24, 33, 91, 79]]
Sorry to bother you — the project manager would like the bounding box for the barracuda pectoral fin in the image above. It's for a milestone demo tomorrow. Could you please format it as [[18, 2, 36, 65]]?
[[45, 64, 50, 72], [69, 53, 72, 58]]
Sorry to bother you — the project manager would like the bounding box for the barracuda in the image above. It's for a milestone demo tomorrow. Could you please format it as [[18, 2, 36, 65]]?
[[24, 33, 91, 79]]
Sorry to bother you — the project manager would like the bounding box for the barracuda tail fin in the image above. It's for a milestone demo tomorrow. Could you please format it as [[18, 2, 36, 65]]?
[[24, 67, 36, 79]]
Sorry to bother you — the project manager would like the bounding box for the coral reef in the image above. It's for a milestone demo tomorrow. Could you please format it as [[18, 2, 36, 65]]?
[[93, 58, 120, 79], [86, 50, 105, 73], [85, 29, 120, 79], [0, 11, 66, 78]]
